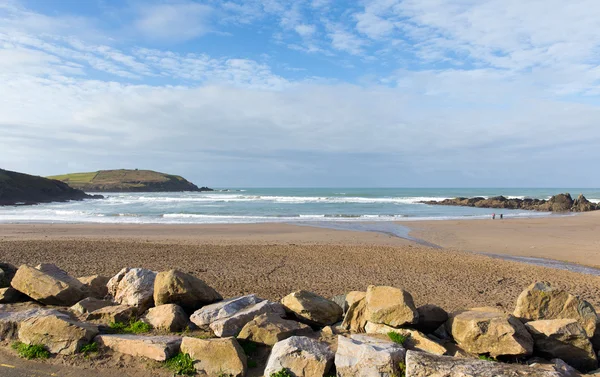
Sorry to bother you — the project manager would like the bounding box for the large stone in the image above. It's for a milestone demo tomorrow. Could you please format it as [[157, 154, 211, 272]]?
[[18, 315, 98, 355], [180, 336, 246, 377], [70, 298, 115, 316], [0, 263, 17, 288], [153, 270, 222, 312], [365, 285, 418, 327], [10, 264, 85, 306], [342, 296, 368, 332], [190, 294, 262, 328], [525, 319, 597, 372], [142, 304, 189, 332], [85, 304, 136, 324], [448, 307, 533, 357], [345, 291, 366, 310], [0, 308, 70, 340], [0, 287, 24, 304], [35, 264, 86, 291], [416, 304, 449, 334], [111, 268, 156, 312], [95, 334, 182, 361], [77, 275, 109, 299], [405, 350, 563, 377], [365, 322, 447, 355], [514, 282, 598, 338], [264, 336, 334, 377], [238, 313, 312, 346], [210, 300, 286, 337], [335, 334, 406, 377], [281, 290, 343, 326], [106, 268, 130, 297]]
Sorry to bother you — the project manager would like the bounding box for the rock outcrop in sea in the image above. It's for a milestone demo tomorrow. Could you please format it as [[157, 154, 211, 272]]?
[[421, 193, 599, 212], [1, 262, 600, 376]]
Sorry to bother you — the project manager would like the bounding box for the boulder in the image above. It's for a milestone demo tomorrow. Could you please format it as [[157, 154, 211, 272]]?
[[342, 296, 368, 333], [365, 285, 418, 327], [0, 263, 17, 288], [70, 298, 115, 316], [153, 270, 222, 312], [447, 307, 533, 357], [18, 315, 98, 355], [281, 290, 343, 326], [238, 313, 312, 346], [35, 264, 86, 291], [264, 336, 334, 377], [85, 304, 136, 324], [106, 267, 130, 297], [210, 300, 285, 337], [111, 268, 156, 312], [77, 275, 109, 299], [142, 304, 189, 332], [405, 350, 563, 377], [514, 282, 598, 338], [345, 291, 366, 310], [0, 308, 70, 340], [335, 334, 406, 377], [10, 264, 85, 306], [572, 194, 597, 212], [529, 358, 585, 377], [365, 322, 447, 355], [525, 319, 597, 372], [0, 287, 24, 304], [537, 194, 574, 212], [331, 295, 347, 313], [416, 304, 449, 334], [190, 294, 262, 328], [95, 334, 182, 361], [180, 336, 246, 377]]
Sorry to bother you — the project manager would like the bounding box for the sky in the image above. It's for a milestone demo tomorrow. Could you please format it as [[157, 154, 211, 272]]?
[[1, 0, 600, 187]]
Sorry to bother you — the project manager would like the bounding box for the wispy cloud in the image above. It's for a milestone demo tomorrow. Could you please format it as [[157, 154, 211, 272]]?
[[133, 2, 214, 42]]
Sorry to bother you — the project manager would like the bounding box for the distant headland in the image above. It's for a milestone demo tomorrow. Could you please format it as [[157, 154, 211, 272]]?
[[0, 168, 103, 206], [48, 169, 213, 193]]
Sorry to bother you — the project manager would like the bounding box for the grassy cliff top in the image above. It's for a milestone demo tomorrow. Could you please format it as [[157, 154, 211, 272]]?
[[47, 169, 207, 192]]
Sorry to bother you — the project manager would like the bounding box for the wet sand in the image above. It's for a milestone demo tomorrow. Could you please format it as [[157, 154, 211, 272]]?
[[1, 222, 600, 312]]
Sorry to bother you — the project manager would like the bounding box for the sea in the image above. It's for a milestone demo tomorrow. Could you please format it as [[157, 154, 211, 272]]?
[[1, 188, 599, 224]]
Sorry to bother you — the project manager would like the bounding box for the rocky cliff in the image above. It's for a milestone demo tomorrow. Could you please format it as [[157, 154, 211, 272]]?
[[420, 193, 599, 212], [48, 169, 212, 193], [0, 169, 103, 206]]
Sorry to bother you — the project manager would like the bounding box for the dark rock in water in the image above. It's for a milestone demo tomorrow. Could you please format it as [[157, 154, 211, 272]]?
[[420, 193, 598, 213], [0, 169, 103, 206]]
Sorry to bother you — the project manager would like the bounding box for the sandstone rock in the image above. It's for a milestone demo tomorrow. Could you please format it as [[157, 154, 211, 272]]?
[[281, 290, 343, 326], [529, 358, 583, 377], [365, 322, 447, 355], [181, 336, 246, 377], [335, 334, 405, 377], [514, 282, 598, 338], [35, 264, 86, 291], [77, 275, 109, 299], [264, 336, 334, 377], [0, 308, 70, 340], [405, 350, 563, 377], [70, 298, 115, 316], [85, 304, 136, 324], [143, 304, 188, 332], [210, 300, 286, 337], [10, 264, 85, 306], [238, 313, 312, 346], [416, 304, 449, 334], [365, 285, 418, 327], [190, 294, 262, 328], [153, 270, 222, 312], [112, 268, 156, 312], [18, 315, 98, 355], [95, 334, 182, 361], [106, 268, 130, 297], [342, 296, 368, 333], [0, 263, 17, 288], [448, 307, 533, 357], [0, 287, 24, 304], [525, 319, 597, 372], [345, 291, 366, 312]]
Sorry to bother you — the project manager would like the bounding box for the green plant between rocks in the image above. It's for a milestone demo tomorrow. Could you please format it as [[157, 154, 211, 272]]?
[[387, 331, 408, 346], [478, 355, 497, 362], [109, 320, 151, 334], [164, 352, 196, 376], [11, 342, 50, 360], [270, 369, 294, 377], [80, 342, 98, 355]]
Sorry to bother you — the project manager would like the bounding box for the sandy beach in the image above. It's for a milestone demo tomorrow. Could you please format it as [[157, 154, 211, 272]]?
[[1, 215, 600, 313]]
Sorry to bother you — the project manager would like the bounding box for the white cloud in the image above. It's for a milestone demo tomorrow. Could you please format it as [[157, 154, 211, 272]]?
[[295, 24, 316, 38], [133, 2, 213, 42]]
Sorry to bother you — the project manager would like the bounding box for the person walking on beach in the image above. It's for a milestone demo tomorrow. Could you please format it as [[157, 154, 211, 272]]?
[[500, 214, 503, 219], [492, 213, 496, 220]]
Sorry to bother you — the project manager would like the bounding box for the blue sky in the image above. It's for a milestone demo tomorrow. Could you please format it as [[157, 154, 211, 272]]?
[[2, 0, 600, 187]]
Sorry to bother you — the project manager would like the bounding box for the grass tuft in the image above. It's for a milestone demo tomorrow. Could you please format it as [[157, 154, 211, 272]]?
[[109, 320, 151, 334], [270, 369, 294, 377], [165, 352, 196, 376], [80, 342, 98, 355], [387, 331, 408, 346], [478, 355, 497, 362], [11, 342, 50, 360]]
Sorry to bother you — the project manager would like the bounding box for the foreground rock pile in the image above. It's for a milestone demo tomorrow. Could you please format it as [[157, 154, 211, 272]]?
[[420, 193, 599, 212], [1, 261, 600, 376]]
